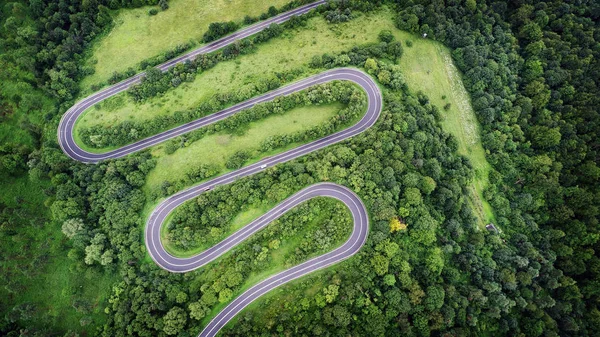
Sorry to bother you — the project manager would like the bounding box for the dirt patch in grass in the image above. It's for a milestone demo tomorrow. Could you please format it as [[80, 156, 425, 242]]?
[[215, 135, 231, 146]]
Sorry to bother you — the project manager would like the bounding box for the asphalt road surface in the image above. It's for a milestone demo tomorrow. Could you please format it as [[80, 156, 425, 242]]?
[[57, 2, 383, 336]]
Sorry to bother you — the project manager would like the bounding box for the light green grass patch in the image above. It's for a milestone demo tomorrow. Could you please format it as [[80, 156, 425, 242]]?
[[396, 32, 495, 225], [0, 176, 115, 333], [81, 0, 291, 88], [17, 258, 116, 332], [0, 80, 54, 148], [144, 103, 342, 194], [75, 9, 398, 135]]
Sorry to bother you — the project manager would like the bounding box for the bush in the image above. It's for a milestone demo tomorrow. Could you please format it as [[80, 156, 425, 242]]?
[[225, 151, 250, 169], [309, 55, 323, 68], [108, 67, 136, 85], [324, 8, 352, 23], [387, 41, 403, 58], [379, 30, 395, 43], [252, 23, 283, 44], [159, 0, 168, 11], [203, 21, 240, 42], [267, 6, 278, 16], [148, 8, 158, 15], [243, 15, 257, 25]]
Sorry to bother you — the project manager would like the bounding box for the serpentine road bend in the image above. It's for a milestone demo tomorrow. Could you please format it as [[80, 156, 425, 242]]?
[[57, 2, 383, 336]]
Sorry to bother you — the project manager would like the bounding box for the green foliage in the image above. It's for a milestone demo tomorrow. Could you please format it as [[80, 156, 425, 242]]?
[[188, 301, 207, 320], [322, 2, 353, 24], [404, 187, 422, 206], [159, 0, 169, 11], [323, 284, 339, 303], [378, 29, 394, 43], [387, 40, 404, 58], [4, 1, 600, 337], [420, 176, 436, 195], [365, 58, 378, 73], [225, 150, 250, 169], [399, 0, 600, 335], [529, 125, 561, 149], [203, 21, 240, 42], [163, 306, 187, 335], [81, 80, 363, 154], [383, 274, 396, 286], [371, 254, 389, 276], [218, 288, 233, 303]]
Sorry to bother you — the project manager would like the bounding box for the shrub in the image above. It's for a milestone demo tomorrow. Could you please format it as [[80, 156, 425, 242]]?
[[379, 30, 395, 43], [387, 41, 403, 58], [225, 151, 250, 170], [203, 21, 240, 42], [159, 0, 168, 11], [244, 15, 257, 25]]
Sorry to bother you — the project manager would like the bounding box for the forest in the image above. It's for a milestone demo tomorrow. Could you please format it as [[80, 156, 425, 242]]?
[[1, 0, 599, 336]]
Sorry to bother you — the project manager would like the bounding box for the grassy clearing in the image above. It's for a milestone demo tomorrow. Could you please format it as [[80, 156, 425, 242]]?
[[396, 32, 495, 225], [75, 9, 398, 134], [0, 176, 115, 333], [15, 257, 116, 332], [144, 103, 342, 194], [81, 0, 291, 88]]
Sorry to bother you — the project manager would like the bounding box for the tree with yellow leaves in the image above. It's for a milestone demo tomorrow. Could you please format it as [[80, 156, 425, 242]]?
[[390, 217, 407, 233]]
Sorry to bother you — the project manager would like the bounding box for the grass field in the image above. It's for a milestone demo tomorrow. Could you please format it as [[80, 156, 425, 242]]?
[[80, 0, 291, 88], [144, 103, 342, 194], [0, 176, 115, 333], [395, 33, 496, 225], [75, 9, 398, 135], [14, 255, 116, 332]]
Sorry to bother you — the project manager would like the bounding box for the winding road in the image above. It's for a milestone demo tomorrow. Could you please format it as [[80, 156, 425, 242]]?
[[57, 2, 383, 336]]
